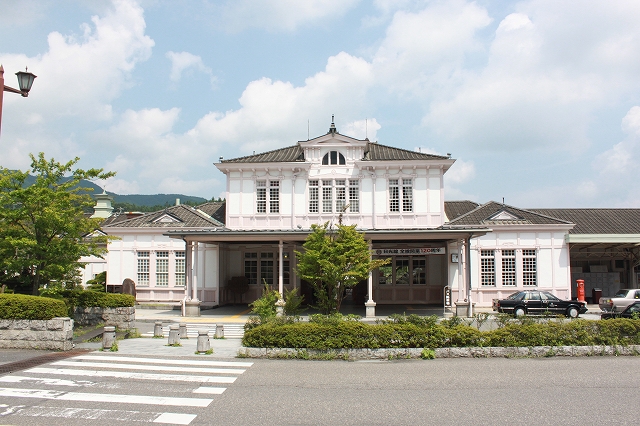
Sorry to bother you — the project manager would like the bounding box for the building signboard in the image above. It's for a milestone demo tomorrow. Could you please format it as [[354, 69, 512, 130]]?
[[374, 247, 445, 255]]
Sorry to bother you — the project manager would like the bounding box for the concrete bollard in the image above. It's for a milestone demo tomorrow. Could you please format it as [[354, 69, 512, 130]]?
[[179, 323, 188, 339], [197, 329, 211, 353], [215, 324, 224, 339], [102, 326, 116, 350], [153, 321, 163, 337], [168, 324, 180, 345]]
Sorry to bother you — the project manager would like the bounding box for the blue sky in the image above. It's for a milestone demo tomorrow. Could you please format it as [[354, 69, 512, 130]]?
[[1, 0, 640, 207]]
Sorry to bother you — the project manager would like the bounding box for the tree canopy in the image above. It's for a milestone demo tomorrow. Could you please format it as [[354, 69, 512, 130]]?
[[0, 153, 116, 295], [295, 222, 389, 314]]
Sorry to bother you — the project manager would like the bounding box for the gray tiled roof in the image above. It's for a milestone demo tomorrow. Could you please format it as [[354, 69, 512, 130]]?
[[444, 201, 480, 221], [447, 201, 572, 226], [530, 209, 640, 234], [220, 142, 450, 164], [220, 145, 304, 163], [197, 202, 226, 224], [102, 204, 223, 229], [364, 143, 449, 161]]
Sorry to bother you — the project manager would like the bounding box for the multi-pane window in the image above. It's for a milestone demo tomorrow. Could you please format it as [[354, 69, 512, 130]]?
[[137, 251, 149, 286], [402, 179, 413, 212], [336, 180, 346, 212], [269, 181, 280, 213], [261, 253, 274, 286], [522, 249, 537, 286], [244, 253, 258, 285], [480, 250, 495, 286], [389, 179, 413, 212], [256, 181, 266, 213], [309, 180, 319, 213], [312, 179, 359, 214], [348, 179, 359, 213], [377, 257, 427, 285], [502, 249, 516, 286], [322, 151, 346, 165], [256, 180, 279, 213], [156, 251, 169, 286], [322, 180, 333, 213], [175, 251, 185, 286]]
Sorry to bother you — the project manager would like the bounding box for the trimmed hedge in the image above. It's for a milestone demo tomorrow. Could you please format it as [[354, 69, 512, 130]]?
[[242, 318, 640, 349], [68, 291, 135, 309], [0, 294, 68, 320]]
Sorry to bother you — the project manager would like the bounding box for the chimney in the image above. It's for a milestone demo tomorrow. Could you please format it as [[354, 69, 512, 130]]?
[[176, 198, 180, 206]]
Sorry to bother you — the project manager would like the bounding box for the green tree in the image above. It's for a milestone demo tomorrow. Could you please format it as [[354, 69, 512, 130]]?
[[295, 222, 389, 314], [0, 153, 116, 295]]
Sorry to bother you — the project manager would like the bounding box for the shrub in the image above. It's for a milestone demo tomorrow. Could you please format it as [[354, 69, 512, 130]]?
[[242, 315, 640, 349], [249, 283, 279, 321], [42, 289, 135, 316], [284, 287, 304, 316], [0, 294, 68, 320]]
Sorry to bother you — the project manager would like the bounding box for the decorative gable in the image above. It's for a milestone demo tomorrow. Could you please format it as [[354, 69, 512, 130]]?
[[153, 213, 182, 224], [487, 209, 523, 221]]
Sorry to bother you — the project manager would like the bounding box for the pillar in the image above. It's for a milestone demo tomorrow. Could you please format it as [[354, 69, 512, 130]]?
[[365, 240, 376, 318]]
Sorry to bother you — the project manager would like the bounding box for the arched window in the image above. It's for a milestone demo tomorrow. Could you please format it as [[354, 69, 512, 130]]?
[[322, 151, 346, 165]]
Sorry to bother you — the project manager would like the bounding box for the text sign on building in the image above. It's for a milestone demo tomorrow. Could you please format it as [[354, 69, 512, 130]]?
[[375, 248, 445, 255]]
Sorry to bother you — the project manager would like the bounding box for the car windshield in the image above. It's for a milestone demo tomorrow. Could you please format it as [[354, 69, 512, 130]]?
[[506, 292, 525, 301], [614, 290, 631, 297], [541, 292, 560, 301]]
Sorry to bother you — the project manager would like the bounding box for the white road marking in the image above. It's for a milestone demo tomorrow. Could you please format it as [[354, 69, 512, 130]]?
[[0, 375, 93, 387], [52, 360, 246, 375], [154, 413, 197, 424], [192, 386, 226, 394], [78, 355, 253, 367], [26, 367, 237, 383], [0, 387, 213, 407], [1, 405, 197, 424]]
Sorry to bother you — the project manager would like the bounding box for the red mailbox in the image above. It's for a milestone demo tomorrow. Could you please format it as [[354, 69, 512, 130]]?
[[576, 279, 586, 303]]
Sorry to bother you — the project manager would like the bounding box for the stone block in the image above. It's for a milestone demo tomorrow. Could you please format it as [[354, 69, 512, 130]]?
[[449, 347, 471, 358], [434, 348, 449, 358], [470, 347, 490, 358]]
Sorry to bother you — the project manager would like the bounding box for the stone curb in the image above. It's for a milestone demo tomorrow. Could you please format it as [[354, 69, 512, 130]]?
[[237, 345, 640, 360]]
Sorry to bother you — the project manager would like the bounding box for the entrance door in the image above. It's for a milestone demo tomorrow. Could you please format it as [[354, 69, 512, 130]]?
[[374, 255, 444, 304]]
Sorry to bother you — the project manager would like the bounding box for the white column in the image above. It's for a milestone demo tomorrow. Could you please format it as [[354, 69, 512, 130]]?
[[457, 239, 465, 301], [466, 236, 473, 317], [185, 240, 193, 300], [278, 241, 284, 296], [365, 240, 376, 318], [276, 240, 285, 316], [192, 242, 199, 301]]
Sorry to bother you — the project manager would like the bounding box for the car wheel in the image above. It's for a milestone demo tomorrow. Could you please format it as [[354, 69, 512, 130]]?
[[514, 307, 525, 317], [566, 307, 579, 318]]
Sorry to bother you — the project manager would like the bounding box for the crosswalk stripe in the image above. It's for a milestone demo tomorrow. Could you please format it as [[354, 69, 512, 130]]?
[[192, 386, 226, 394], [0, 375, 90, 386], [0, 405, 197, 425], [52, 360, 246, 374], [0, 387, 213, 407], [78, 355, 253, 367], [26, 367, 237, 383]]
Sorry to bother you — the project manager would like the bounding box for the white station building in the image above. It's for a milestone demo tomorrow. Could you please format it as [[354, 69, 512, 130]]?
[[95, 121, 640, 316]]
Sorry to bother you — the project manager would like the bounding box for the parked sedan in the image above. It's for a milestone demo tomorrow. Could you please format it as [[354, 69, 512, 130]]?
[[599, 289, 640, 312], [492, 290, 587, 318], [601, 301, 640, 319]]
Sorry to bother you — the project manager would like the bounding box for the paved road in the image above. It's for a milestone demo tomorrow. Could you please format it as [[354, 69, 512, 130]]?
[[0, 353, 637, 425], [0, 352, 252, 425]]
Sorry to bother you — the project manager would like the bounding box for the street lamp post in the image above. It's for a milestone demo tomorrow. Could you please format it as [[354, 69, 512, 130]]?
[[0, 65, 37, 137]]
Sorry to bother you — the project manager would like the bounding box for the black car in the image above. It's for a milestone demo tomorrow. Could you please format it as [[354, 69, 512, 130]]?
[[601, 301, 640, 319], [492, 290, 587, 318]]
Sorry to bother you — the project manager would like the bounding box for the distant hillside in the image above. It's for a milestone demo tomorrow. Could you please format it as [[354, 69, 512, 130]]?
[[22, 175, 208, 207]]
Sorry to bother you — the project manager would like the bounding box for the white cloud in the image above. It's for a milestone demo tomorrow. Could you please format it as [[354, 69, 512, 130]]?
[[189, 52, 374, 155], [166, 51, 216, 88], [341, 119, 381, 141], [445, 159, 475, 184], [216, 0, 361, 32], [0, 0, 154, 171]]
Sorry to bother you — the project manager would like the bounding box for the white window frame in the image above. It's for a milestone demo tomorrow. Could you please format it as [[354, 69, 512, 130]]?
[[156, 251, 169, 286], [175, 251, 185, 286], [522, 249, 537, 286], [256, 179, 279, 214], [480, 250, 495, 286], [137, 251, 149, 286], [501, 249, 516, 286]]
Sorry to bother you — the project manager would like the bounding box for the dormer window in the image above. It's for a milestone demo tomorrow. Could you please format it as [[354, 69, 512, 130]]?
[[322, 151, 345, 165]]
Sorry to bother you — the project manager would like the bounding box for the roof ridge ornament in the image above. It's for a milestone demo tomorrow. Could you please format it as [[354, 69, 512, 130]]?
[[329, 114, 337, 135]]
